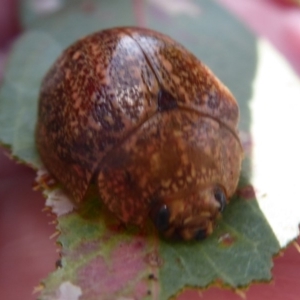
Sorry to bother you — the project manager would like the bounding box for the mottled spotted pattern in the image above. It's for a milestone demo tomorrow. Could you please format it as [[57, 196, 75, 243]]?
[[98, 110, 241, 239], [36, 27, 243, 240], [37, 28, 159, 201], [126, 28, 239, 129]]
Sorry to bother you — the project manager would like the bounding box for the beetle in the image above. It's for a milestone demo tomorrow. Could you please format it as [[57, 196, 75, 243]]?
[[36, 27, 243, 241]]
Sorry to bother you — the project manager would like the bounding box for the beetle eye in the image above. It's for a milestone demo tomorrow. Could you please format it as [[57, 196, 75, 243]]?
[[194, 228, 207, 240], [153, 204, 170, 232], [214, 187, 227, 212]]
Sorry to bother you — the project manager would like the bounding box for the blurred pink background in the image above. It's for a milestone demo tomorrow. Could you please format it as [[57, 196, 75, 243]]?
[[0, 0, 300, 299]]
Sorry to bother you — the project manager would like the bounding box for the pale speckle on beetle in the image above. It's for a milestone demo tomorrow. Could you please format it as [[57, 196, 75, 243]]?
[[36, 27, 243, 241]]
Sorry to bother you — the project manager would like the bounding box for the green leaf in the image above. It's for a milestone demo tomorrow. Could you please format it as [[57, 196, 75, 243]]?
[[0, 31, 62, 166], [2, 0, 300, 299], [38, 189, 278, 300]]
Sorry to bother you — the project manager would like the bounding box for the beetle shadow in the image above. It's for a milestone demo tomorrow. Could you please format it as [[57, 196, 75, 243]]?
[[76, 185, 156, 238]]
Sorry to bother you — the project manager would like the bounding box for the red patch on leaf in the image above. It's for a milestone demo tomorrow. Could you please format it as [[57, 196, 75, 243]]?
[[77, 238, 150, 299], [237, 185, 256, 200], [218, 233, 236, 247], [70, 241, 100, 259]]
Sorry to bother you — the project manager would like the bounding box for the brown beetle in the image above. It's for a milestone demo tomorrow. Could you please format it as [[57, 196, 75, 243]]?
[[36, 27, 243, 241]]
